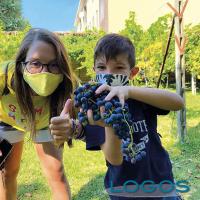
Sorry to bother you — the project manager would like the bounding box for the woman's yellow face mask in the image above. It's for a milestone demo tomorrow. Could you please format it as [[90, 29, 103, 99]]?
[[23, 71, 63, 96]]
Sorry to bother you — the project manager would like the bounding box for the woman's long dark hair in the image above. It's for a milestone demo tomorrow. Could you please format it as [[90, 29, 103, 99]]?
[[14, 28, 76, 142]]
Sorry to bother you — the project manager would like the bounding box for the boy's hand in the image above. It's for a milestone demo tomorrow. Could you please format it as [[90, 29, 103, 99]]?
[[50, 99, 73, 146], [95, 84, 130, 107]]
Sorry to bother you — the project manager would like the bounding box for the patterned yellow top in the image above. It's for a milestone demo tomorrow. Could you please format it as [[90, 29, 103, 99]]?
[[0, 62, 50, 132]]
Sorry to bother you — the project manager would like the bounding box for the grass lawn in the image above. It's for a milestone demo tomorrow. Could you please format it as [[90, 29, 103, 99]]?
[[17, 91, 200, 200]]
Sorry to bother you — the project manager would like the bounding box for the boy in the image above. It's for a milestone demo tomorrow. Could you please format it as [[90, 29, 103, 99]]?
[[84, 33, 184, 200], [50, 34, 184, 199]]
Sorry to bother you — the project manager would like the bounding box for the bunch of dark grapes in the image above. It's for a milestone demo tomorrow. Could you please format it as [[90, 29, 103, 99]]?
[[74, 82, 132, 139], [74, 82, 145, 163]]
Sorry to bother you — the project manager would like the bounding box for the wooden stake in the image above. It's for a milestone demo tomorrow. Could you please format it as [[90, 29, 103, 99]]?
[[157, 15, 175, 88], [175, 0, 187, 142]]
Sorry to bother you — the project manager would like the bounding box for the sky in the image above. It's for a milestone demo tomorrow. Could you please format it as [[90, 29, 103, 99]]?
[[22, 0, 79, 31]]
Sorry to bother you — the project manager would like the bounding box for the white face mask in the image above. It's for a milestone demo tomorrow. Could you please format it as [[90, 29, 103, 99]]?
[[95, 74, 129, 86]]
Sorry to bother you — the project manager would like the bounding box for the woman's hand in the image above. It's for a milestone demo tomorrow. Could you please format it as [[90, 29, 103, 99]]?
[[49, 99, 73, 146]]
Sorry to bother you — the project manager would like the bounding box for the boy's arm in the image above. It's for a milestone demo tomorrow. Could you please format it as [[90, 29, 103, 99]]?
[[96, 85, 184, 111], [127, 86, 184, 111], [101, 127, 123, 165]]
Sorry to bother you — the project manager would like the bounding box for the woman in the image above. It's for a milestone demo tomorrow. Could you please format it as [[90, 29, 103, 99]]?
[[0, 28, 76, 200]]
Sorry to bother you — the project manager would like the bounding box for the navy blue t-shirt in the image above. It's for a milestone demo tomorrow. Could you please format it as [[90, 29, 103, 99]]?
[[84, 99, 178, 200]]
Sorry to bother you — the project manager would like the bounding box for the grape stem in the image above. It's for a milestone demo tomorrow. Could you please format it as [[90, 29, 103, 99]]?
[[122, 110, 136, 158], [88, 98, 97, 105]]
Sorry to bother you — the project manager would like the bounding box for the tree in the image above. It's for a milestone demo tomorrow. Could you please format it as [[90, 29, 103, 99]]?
[[185, 24, 200, 94], [120, 12, 144, 55], [0, 0, 28, 31], [146, 14, 172, 45], [137, 42, 163, 86], [61, 29, 105, 79]]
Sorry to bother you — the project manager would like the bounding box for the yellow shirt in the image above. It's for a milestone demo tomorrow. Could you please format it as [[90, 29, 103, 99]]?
[[0, 62, 50, 132]]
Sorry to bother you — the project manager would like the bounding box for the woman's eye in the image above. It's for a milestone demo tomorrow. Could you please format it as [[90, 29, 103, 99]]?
[[30, 61, 41, 67], [50, 63, 58, 68]]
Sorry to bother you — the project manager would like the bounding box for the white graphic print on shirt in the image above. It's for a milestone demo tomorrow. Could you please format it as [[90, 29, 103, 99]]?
[[122, 119, 149, 164]]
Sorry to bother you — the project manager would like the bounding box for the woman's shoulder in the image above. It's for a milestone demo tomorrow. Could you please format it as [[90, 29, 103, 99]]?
[[0, 61, 15, 95], [0, 61, 15, 74]]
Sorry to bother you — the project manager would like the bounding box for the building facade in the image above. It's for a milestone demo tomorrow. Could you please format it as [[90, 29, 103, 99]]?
[[74, 0, 135, 33]]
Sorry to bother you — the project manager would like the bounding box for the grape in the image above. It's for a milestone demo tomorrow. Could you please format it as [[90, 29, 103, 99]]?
[[78, 112, 85, 118], [93, 114, 101, 121], [91, 104, 98, 110], [91, 85, 98, 91], [141, 151, 146, 158], [79, 116, 87, 123], [113, 124, 120, 130], [105, 118, 112, 125], [97, 100, 104, 107], [125, 155, 131, 162], [122, 148, 129, 154], [77, 93, 82, 101], [135, 154, 142, 161], [115, 107, 123, 113], [114, 102, 122, 107], [81, 97, 87, 103], [74, 101, 79, 107], [82, 103, 88, 111], [84, 83, 90, 89], [77, 87, 84, 92], [85, 91, 92, 98], [104, 102, 113, 110], [116, 113, 123, 120]]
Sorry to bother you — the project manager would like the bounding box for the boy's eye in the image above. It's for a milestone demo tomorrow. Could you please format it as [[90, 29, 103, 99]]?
[[117, 66, 125, 70]]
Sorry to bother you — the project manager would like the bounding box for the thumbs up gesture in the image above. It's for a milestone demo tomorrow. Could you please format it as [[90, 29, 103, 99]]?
[[49, 99, 73, 146]]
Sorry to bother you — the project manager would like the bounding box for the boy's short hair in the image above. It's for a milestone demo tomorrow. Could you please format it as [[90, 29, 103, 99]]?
[[94, 34, 136, 68]]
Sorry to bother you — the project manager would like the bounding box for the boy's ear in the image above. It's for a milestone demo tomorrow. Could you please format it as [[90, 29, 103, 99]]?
[[129, 67, 139, 79]]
